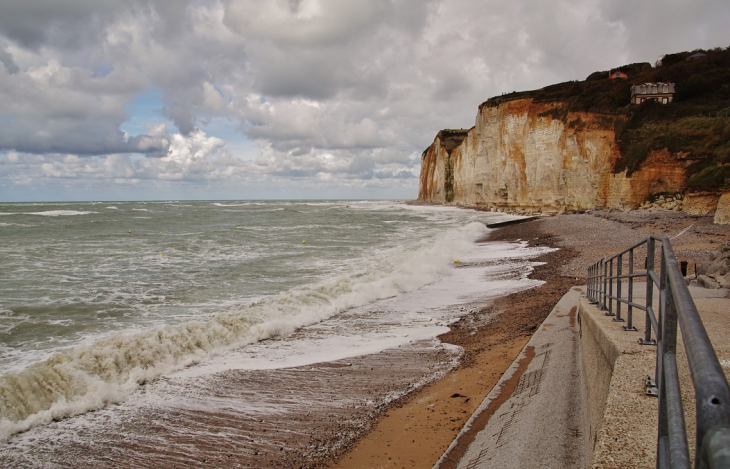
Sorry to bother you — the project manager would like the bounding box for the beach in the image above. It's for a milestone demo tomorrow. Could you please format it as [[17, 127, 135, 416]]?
[[1, 205, 728, 468], [332, 209, 730, 468]]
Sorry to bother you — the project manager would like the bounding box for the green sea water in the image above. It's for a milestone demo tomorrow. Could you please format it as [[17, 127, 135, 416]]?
[[0, 200, 539, 442]]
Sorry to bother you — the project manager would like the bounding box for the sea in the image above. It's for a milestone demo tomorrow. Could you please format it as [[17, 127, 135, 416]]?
[[0, 200, 553, 465]]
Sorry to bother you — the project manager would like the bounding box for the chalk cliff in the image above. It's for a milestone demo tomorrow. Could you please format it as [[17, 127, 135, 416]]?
[[418, 97, 692, 211], [419, 47, 730, 211]]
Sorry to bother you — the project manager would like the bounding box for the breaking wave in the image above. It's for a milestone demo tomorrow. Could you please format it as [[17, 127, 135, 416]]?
[[0, 222, 487, 440], [24, 211, 97, 217]]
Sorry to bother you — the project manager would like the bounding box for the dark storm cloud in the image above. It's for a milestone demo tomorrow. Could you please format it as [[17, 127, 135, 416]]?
[[0, 0, 191, 49], [0, 0, 117, 49]]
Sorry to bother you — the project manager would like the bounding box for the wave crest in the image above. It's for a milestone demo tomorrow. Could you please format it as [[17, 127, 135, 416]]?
[[0, 221, 487, 440]]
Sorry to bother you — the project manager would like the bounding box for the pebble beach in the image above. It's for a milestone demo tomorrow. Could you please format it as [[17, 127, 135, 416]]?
[[332, 208, 730, 468]]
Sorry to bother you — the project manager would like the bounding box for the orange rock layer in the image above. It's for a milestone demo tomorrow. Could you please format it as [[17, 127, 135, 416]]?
[[418, 98, 691, 211]]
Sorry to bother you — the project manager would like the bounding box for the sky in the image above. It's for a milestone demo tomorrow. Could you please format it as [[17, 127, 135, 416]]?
[[1, 0, 729, 202]]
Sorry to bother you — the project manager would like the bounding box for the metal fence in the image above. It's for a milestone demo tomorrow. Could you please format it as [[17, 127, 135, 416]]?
[[587, 235, 730, 469]]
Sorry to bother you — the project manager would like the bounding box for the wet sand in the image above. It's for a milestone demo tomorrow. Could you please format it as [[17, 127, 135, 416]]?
[[333, 229, 578, 468], [0, 337, 463, 468]]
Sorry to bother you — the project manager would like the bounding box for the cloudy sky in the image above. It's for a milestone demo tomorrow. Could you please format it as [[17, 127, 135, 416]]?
[[1, 0, 729, 202]]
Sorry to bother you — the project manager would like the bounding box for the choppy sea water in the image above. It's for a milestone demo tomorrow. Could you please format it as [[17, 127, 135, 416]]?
[[0, 200, 552, 458]]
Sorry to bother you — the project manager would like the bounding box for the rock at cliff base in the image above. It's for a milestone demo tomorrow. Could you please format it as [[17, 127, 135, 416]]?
[[685, 192, 720, 215], [698, 275, 721, 289], [714, 192, 730, 224]]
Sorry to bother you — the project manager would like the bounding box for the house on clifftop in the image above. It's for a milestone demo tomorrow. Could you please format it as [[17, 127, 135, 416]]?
[[631, 82, 675, 104]]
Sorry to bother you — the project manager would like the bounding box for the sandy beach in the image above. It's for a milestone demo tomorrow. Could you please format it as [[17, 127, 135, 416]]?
[[330, 209, 730, 469]]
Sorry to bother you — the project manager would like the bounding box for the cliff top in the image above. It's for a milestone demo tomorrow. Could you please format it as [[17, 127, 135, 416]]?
[[472, 46, 730, 190], [480, 47, 730, 115], [436, 129, 471, 155]]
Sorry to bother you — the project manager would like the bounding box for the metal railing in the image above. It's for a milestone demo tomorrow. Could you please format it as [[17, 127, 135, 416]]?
[[587, 235, 730, 469]]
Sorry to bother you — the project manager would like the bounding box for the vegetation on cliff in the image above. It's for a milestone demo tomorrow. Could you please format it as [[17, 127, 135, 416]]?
[[436, 129, 469, 203], [482, 46, 730, 191]]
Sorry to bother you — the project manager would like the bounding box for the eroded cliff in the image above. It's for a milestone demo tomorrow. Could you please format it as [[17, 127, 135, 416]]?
[[418, 97, 690, 211], [419, 47, 730, 212]]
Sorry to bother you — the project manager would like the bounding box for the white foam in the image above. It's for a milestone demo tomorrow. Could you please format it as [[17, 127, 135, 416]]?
[[0, 315, 258, 440], [0, 221, 485, 439], [46, 319, 75, 326], [173, 239, 550, 375], [23, 210, 97, 217], [229, 202, 283, 208], [0, 311, 29, 334], [0, 216, 549, 441]]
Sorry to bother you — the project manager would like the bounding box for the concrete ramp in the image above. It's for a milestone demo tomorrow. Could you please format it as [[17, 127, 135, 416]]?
[[436, 287, 586, 469]]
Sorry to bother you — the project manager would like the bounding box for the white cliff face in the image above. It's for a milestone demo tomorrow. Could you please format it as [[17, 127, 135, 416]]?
[[419, 97, 688, 211]]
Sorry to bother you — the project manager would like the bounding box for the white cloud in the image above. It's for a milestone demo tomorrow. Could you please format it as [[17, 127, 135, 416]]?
[[0, 0, 729, 201]]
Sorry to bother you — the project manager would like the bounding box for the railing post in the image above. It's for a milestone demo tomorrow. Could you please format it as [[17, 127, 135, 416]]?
[[591, 262, 597, 302], [600, 258, 606, 308], [624, 248, 637, 331], [588, 263, 594, 302], [614, 253, 625, 322], [656, 244, 669, 399], [641, 237, 657, 345], [602, 257, 608, 311], [606, 258, 615, 316], [645, 236, 659, 395], [658, 278, 691, 468]]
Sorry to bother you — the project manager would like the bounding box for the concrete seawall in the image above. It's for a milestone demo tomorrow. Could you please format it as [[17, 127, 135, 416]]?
[[439, 284, 729, 468], [578, 285, 730, 468], [436, 287, 586, 468], [578, 295, 658, 468]]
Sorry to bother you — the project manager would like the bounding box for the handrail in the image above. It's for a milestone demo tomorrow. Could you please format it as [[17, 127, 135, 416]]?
[[587, 235, 730, 469]]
